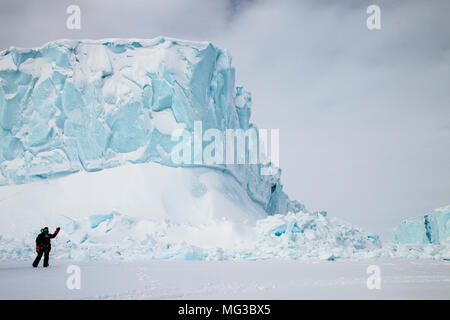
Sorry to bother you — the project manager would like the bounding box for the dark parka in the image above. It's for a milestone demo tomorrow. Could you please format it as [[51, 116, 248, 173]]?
[[32, 227, 60, 268]]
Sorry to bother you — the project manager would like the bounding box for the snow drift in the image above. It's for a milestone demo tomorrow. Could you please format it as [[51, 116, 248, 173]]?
[[0, 159, 381, 261]]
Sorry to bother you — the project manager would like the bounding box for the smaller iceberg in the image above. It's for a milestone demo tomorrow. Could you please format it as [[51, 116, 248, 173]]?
[[387, 205, 450, 245]]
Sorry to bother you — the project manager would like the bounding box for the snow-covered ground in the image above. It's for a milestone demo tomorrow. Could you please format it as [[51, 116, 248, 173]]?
[[0, 259, 449, 299]]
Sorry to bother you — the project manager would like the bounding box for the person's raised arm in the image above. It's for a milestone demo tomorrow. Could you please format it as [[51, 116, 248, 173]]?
[[50, 227, 60, 238]]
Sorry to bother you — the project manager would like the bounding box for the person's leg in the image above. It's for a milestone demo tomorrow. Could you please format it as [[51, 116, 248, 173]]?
[[32, 251, 43, 267], [43, 250, 50, 267]]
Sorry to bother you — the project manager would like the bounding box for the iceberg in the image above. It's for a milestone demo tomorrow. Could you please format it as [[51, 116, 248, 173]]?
[[387, 205, 450, 245], [0, 37, 298, 215]]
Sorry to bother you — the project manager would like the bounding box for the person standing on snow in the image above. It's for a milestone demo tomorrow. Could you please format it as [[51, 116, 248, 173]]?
[[32, 227, 60, 268]]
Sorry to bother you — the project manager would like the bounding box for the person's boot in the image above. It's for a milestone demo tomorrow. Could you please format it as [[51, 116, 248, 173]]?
[[32, 255, 42, 268]]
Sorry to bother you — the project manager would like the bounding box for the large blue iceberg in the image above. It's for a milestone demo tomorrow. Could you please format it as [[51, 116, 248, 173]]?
[[0, 37, 300, 215]]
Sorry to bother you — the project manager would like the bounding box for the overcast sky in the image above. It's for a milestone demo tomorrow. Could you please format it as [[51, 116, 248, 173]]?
[[1, 0, 449, 234]]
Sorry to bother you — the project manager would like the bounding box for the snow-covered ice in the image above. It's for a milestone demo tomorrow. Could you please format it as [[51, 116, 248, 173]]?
[[0, 259, 448, 299]]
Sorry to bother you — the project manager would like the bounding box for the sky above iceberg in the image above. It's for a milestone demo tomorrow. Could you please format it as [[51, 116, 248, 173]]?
[[0, 0, 449, 234]]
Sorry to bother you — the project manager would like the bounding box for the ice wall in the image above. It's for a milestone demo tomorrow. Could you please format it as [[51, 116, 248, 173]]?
[[0, 38, 300, 215], [387, 205, 450, 245]]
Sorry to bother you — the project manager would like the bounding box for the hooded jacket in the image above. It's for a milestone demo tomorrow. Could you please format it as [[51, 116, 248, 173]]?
[[35, 228, 60, 251]]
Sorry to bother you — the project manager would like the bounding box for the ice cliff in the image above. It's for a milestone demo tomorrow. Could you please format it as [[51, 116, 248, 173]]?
[[0, 37, 300, 215]]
